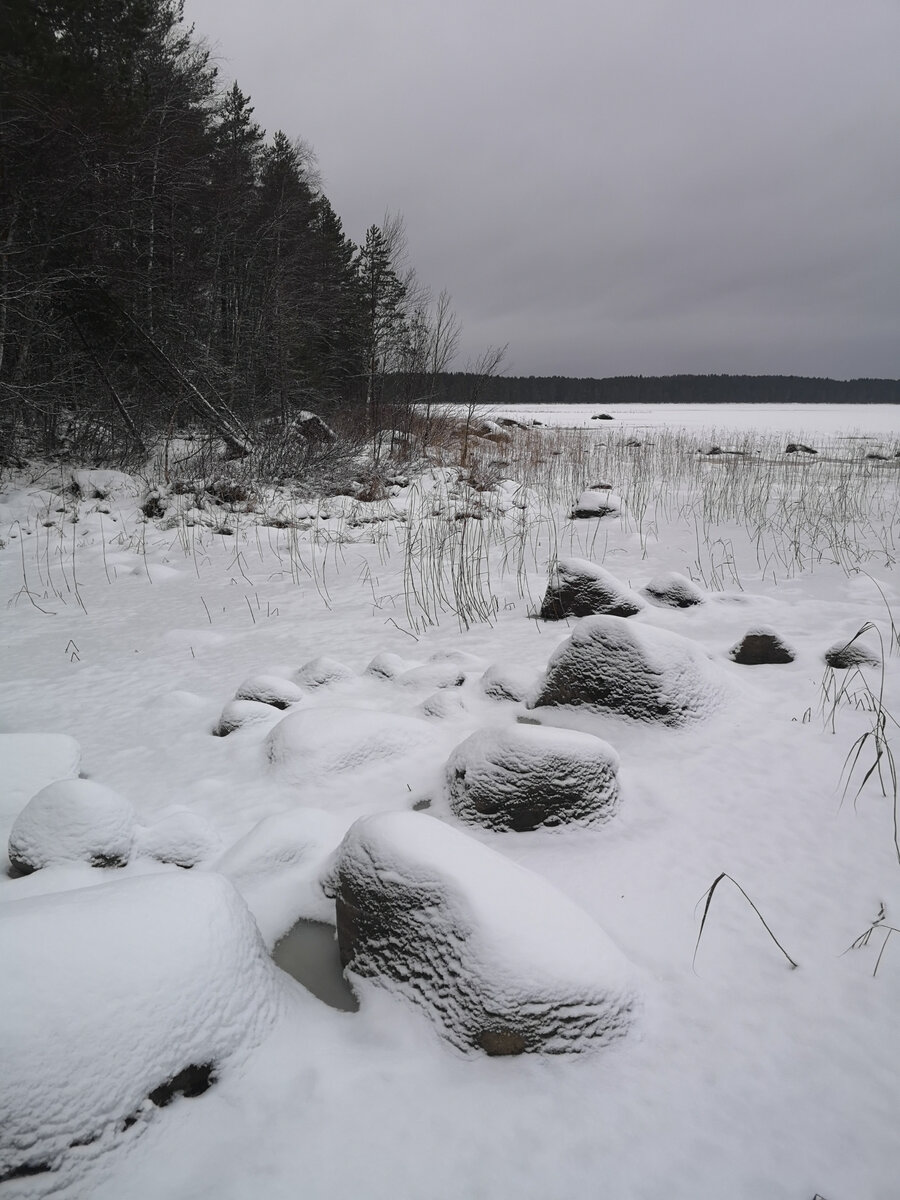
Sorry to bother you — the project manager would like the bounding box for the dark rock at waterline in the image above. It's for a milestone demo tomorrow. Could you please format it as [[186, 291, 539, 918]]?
[[539, 557, 643, 620], [729, 629, 795, 665], [330, 811, 636, 1055], [785, 443, 817, 455], [592, 412, 614, 420], [531, 614, 723, 725], [642, 571, 705, 609], [444, 724, 619, 832]]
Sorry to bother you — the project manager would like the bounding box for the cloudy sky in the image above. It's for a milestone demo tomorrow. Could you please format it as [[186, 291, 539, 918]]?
[[186, 0, 900, 379]]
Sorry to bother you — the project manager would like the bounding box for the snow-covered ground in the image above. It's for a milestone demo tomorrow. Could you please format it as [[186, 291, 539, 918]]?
[[1, 406, 899, 1199]]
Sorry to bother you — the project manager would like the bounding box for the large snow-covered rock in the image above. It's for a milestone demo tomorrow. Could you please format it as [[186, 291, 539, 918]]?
[[330, 811, 636, 1055], [570, 488, 622, 518], [266, 707, 434, 782], [539, 557, 643, 620], [532, 615, 723, 725], [444, 725, 620, 831], [0, 872, 284, 1184], [8, 779, 136, 875], [234, 674, 305, 709], [642, 571, 706, 609]]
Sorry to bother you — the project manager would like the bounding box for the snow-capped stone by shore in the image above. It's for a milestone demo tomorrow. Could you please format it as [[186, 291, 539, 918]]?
[[642, 571, 706, 608], [570, 488, 622, 518], [444, 724, 620, 831], [0, 872, 284, 1186], [330, 811, 636, 1054], [539, 556, 643, 620], [532, 614, 724, 724], [8, 778, 136, 875], [233, 673, 305, 709]]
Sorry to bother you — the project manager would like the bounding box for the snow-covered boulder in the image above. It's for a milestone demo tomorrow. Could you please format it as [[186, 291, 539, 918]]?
[[330, 811, 636, 1054], [397, 662, 466, 690], [531, 615, 724, 725], [0, 873, 283, 1184], [824, 636, 881, 670], [295, 656, 355, 690], [729, 628, 795, 665], [72, 469, 138, 500], [420, 690, 469, 720], [364, 652, 413, 680], [266, 707, 434, 782], [294, 410, 336, 443], [570, 489, 622, 518], [479, 663, 537, 703], [135, 809, 221, 868], [213, 699, 280, 736], [444, 725, 620, 831], [234, 674, 304, 709], [642, 571, 705, 609], [539, 557, 643, 620], [8, 779, 136, 875]]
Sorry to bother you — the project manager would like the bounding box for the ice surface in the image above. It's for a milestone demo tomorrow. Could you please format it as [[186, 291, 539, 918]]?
[[332, 811, 636, 1053]]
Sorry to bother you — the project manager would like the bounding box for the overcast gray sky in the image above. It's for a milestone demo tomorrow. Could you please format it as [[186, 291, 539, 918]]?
[[186, 0, 900, 379]]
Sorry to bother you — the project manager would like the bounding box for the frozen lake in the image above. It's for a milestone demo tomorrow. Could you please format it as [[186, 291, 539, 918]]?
[[486, 402, 899, 438]]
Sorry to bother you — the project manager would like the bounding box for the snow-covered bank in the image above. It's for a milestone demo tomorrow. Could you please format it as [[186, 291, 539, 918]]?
[[1, 417, 899, 1198]]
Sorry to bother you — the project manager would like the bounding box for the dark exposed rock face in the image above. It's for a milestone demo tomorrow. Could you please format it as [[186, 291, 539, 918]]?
[[444, 725, 619, 832], [642, 572, 705, 609], [729, 629, 795, 665], [785, 442, 817, 455], [331, 812, 636, 1055], [539, 557, 643, 620], [531, 615, 724, 726]]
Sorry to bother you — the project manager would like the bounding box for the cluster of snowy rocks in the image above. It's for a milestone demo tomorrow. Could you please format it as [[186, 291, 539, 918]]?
[[1, 539, 886, 1188]]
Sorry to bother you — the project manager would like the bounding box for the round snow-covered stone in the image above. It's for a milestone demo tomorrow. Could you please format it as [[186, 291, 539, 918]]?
[[539, 557, 643, 620], [397, 662, 466, 690], [295, 656, 355, 689], [420, 690, 468, 720], [445, 725, 620, 831], [364, 652, 412, 680], [642, 571, 705, 609], [824, 637, 881, 670], [234, 674, 304, 709], [135, 809, 221, 868], [213, 699, 280, 736], [266, 707, 434, 781], [532, 614, 723, 725], [332, 811, 636, 1054], [0, 873, 284, 1183], [479, 663, 537, 703], [571, 489, 622, 518], [8, 779, 136, 874]]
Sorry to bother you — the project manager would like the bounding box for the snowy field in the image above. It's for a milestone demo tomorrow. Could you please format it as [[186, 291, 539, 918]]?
[[1, 405, 899, 1199]]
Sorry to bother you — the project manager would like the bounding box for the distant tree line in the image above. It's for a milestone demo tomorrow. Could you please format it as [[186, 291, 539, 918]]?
[[426, 374, 900, 408], [1, 0, 469, 459]]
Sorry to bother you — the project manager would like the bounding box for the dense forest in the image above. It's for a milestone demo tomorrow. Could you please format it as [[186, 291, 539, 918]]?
[[0, 0, 470, 460], [426, 374, 900, 408]]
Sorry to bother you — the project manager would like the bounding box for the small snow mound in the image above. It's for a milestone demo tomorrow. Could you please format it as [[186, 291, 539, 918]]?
[[213, 699, 280, 736], [72, 469, 138, 499], [824, 636, 882, 670], [532, 614, 724, 725], [8, 779, 135, 875], [729, 628, 796, 665], [234, 674, 304, 710], [364, 652, 413, 680], [539, 557, 643, 620], [135, 809, 221, 868], [642, 571, 705, 609], [397, 662, 466, 690], [331, 811, 636, 1054], [570, 489, 622, 518], [266, 707, 434, 781], [295, 656, 355, 690], [445, 725, 619, 831], [420, 690, 468, 719], [0, 873, 283, 1182], [479, 663, 537, 703]]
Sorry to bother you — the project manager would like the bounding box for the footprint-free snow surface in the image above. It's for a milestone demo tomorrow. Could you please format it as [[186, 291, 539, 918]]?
[[2, 412, 900, 1200]]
